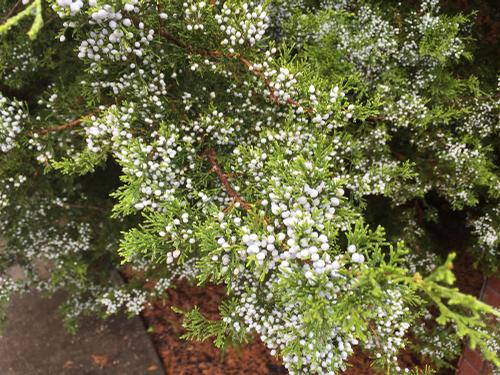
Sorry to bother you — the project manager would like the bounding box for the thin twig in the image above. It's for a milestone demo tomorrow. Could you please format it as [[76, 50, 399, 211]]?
[[368, 321, 382, 349], [158, 30, 311, 111], [1, 0, 23, 23], [205, 148, 252, 211], [37, 117, 85, 135], [31, 111, 100, 136], [62, 203, 109, 213]]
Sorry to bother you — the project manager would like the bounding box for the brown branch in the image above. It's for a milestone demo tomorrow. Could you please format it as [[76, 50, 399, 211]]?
[[204, 148, 252, 211], [368, 321, 382, 349], [1, 0, 23, 23], [159, 29, 189, 50], [37, 117, 84, 135], [62, 203, 109, 213], [29, 111, 100, 136], [156, 0, 164, 36], [158, 30, 311, 111], [232, 54, 310, 110]]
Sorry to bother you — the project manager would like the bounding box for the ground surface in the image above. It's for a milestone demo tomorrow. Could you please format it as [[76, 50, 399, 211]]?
[[0, 251, 485, 375], [142, 281, 396, 375], [0, 291, 164, 375], [142, 281, 289, 375]]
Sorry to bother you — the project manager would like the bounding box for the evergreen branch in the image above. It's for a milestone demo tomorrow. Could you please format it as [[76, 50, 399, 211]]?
[[174, 306, 231, 349], [0, 0, 43, 40], [31, 111, 101, 136], [412, 253, 500, 366], [26, 0, 43, 39], [158, 30, 310, 110], [61, 203, 108, 213], [1, 0, 23, 24], [1, 2, 499, 374], [37, 117, 85, 135], [204, 148, 252, 211]]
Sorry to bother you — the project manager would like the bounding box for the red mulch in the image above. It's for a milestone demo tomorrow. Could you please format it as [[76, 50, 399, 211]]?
[[452, 251, 484, 298], [141, 280, 287, 375], [141, 250, 485, 374]]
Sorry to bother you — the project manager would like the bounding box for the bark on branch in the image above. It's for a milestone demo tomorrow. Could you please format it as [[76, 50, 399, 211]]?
[[37, 117, 85, 135], [32, 111, 100, 136], [158, 30, 310, 111], [205, 148, 252, 211]]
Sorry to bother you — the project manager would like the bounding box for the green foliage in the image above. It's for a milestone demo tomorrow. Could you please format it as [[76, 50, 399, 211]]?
[[0, 0, 43, 40], [413, 253, 500, 366], [174, 298, 249, 349], [52, 150, 109, 175], [0, 0, 498, 373]]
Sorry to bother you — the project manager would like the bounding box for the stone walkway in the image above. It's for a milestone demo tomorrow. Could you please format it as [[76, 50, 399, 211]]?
[[0, 291, 164, 375]]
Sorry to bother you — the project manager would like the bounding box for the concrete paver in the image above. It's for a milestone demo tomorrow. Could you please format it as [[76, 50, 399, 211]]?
[[0, 291, 164, 375]]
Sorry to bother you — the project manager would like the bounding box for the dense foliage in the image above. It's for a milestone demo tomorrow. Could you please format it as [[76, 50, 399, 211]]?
[[0, 0, 499, 373]]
